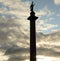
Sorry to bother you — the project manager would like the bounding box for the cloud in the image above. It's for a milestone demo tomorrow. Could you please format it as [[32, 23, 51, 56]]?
[[0, 0, 30, 49], [37, 47, 60, 57], [0, 51, 9, 61], [4, 29, 60, 61], [5, 46, 30, 61], [0, 16, 29, 51], [51, 29, 60, 32], [56, 14, 60, 17], [36, 20, 58, 32], [0, 0, 60, 61], [7, 56, 29, 61], [35, 6, 59, 33], [43, 24, 58, 30], [36, 6, 54, 17], [0, 0, 59, 50], [0, 0, 30, 18], [5, 43, 60, 60], [0, 0, 59, 34], [54, 0, 60, 5]]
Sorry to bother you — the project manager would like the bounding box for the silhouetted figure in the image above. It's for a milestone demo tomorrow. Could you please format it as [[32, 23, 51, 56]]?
[[27, 2, 38, 61], [30, 2, 34, 11]]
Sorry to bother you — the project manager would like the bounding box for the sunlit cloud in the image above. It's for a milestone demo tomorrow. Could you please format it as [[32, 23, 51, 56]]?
[[37, 55, 60, 61], [36, 23, 58, 32], [0, 51, 9, 61], [54, 0, 60, 5], [0, 0, 30, 18], [36, 6, 58, 32], [43, 24, 58, 30], [51, 29, 60, 32], [36, 6, 55, 17]]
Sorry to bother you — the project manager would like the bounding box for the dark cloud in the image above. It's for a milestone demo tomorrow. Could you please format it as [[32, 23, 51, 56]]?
[[5, 46, 29, 55], [5, 45, 60, 61], [7, 56, 29, 61], [37, 46, 60, 57], [5, 46, 30, 61]]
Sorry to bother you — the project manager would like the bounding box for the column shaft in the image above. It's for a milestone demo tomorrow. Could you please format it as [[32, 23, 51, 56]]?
[[30, 20, 36, 61]]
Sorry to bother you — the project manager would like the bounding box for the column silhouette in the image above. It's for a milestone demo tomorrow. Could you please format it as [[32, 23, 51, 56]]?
[[27, 2, 38, 61]]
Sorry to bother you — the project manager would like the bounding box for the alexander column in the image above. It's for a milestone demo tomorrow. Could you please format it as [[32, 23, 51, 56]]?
[[27, 2, 38, 61]]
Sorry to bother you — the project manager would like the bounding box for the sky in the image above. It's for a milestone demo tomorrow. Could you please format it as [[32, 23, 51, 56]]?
[[0, 0, 60, 61], [0, 0, 60, 34], [21, 0, 60, 34]]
